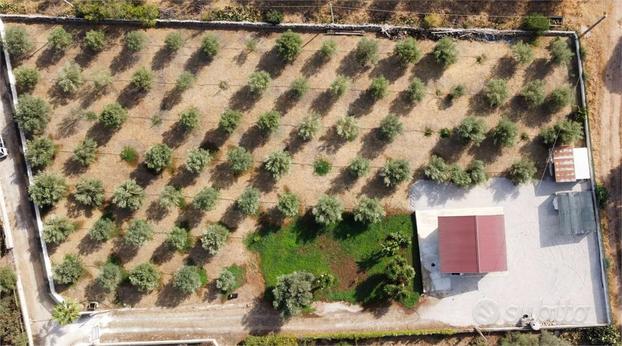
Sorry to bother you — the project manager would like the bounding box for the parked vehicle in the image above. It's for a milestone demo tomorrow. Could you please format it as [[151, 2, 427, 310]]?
[[0, 135, 7, 160]]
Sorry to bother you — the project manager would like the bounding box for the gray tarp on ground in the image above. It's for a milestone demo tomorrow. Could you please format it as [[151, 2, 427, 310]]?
[[555, 191, 597, 235]]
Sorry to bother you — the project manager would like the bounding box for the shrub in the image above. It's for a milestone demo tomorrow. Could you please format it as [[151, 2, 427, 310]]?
[[584, 326, 621, 345], [120, 146, 138, 163], [386, 256, 415, 285], [237, 187, 261, 215], [99, 102, 128, 129], [74, 1, 159, 26], [144, 143, 172, 172], [15, 95, 50, 135], [14, 66, 40, 93], [549, 37, 574, 66], [245, 37, 259, 52], [218, 109, 243, 134], [424, 155, 451, 183], [52, 300, 80, 326], [186, 148, 211, 174], [381, 159, 411, 187], [508, 158, 537, 185], [227, 146, 253, 175], [484, 79, 508, 108], [54, 254, 84, 285], [0, 267, 16, 294], [467, 160, 488, 185], [422, 13, 443, 28], [173, 266, 202, 294], [4, 26, 32, 58], [354, 38, 379, 66], [448, 84, 465, 101], [348, 156, 370, 178], [354, 197, 385, 224], [192, 187, 219, 211], [491, 118, 518, 147], [264, 150, 292, 179], [56, 62, 84, 94], [125, 30, 147, 52], [272, 271, 316, 317], [312, 195, 342, 226], [74, 178, 104, 207], [178, 107, 200, 131], [319, 39, 337, 59], [43, 216, 76, 245], [112, 179, 145, 210], [176, 71, 195, 92], [73, 137, 97, 166], [297, 114, 320, 141], [394, 37, 421, 64], [216, 269, 237, 294], [540, 119, 583, 146], [128, 263, 160, 292], [290, 78, 309, 98], [29, 173, 67, 207], [439, 128, 452, 138], [456, 117, 486, 145], [406, 78, 425, 103], [511, 41, 534, 65], [89, 217, 116, 242], [263, 9, 284, 24], [124, 219, 153, 247], [83, 30, 106, 52], [336, 116, 359, 141], [521, 80, 546, 107], [201, 224, 229, 255], [449, 165, 472, 188], [248, 70, 271, 95], [522, 13, 550, 33], [276, 30, 302, 62], [329, 75, 349, 98], [548, 86, 572, 112], [277, 192, 300, 218], [167, 226, 192, 252], [257, 110, 281, 134], [97, 263, 122, 292], [92, 69, 113, 91], [433, 37, 458, 67], [379, 114, 403, 142], [595, 184, 609, 209], [310, 157, 330, 176], [201, 34, 219, 57], [25, 137, 55, 169], [158, 185, 184, 210], [368, 76, 389, 100], [130, 67, 153, 91]]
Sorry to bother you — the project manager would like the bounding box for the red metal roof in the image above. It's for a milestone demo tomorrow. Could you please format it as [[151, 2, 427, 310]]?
[[553, 146, 576, 183], [438, 215, 507, 274]]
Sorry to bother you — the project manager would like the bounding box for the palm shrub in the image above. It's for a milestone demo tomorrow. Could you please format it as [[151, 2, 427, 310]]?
[[433, 37, 457, 67], [130, 67, 153, 92], [549, 37, 574, 65], [159, 186, 184, 210], [379, 114, 403, 142], [167, 226, 192, 252], [29, 173, 67, 207], [272, 271, 316, 317], [192, 187, 219, 211], [73, 137, 97, 166], [449, 165, 472, 188], [353, 197, 385, 224], [96, 263, 122, 292], [89, 217, 117, 242], [508, 158, 537, 185], [201, 224, 229, 255], [290, 78, 309, 98], [406, 78, 425, 103], [381, 159, 411, 187], [319, 39, 337, 59], [484, 79, 509, 108], [178, 107, 200, 131], [248, 71, 271, 95], [3, 26, 33, 58], [125, 30, 147, 52], [277, 192, 300, 218], [521, 80, 546, 107], [112, 179, 145, 210], [25, 137, 55, 169], [312, 195, 343, 226], [394, 37, 421, 64], [511, 41, 534, 65], [128, 263, 160, 292], [491, 118, 518, 147], [227, 146, 253, 175], [14, 66, 40, 93], [74, 178, 104, 207], [92, 69, 113, 92], [99, 102, 128, 129], [257, 110, 281, 134], [120, 146, 138, 163], [15, 95, 50, 135], [264, 151, 292, 179], [354, 38, 379, 66], [297, 114, 320, 141], [237, 187, 261, 215], [219, 109, 243, 134], [424, 155, 451, 183], [547, 86, 572, 112], [173, 266, 202, 294], [456, 117, 486, 145], [329, 75, 349, 98], [467, 160, 488, 185], [540, 119, 583, 146], [43, 216, 76, 245], [368, 76, 389, 100], [54, 254, 84, 285], [52, 300, 80, 326], [348, 156, 370, 178], [124, 219, 153, 247], [164, 31, 184, 52], [313, 157, 332, 176], [83, 30, 106, 52], [144, 144, 172, 172], [201, 34, 220, 58], [56, 62, 84, 94], [185, 148, 211, 174], [276, 30, 302, 62], [335, 116, 359, 141]]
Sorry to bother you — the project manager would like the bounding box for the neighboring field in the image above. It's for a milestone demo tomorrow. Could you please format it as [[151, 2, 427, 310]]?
[[6, 22, 578, 310]]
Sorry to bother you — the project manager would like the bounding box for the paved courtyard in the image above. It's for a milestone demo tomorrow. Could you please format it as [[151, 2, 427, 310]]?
[[409, 178, 608, 328]]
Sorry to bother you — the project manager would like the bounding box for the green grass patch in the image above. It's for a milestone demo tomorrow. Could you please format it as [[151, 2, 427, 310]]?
[[247, 213, 422, 306], [225, 264, 246, 291], [196, 266, 208, 286]]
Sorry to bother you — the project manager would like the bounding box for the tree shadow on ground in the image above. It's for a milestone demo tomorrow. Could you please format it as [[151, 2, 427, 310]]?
[[430, 134, 468, 164], [35, 47, 65, 68], [73, 49, 98, 68], [45, 84, 73, 107], [239, 126, 268, 152], [146, 201, 168, 222], [466, 90, 493, 116], [468, 136, 502, 164], [168, 168, 197, 189], [327, 168, 357, 195], [318, 126, 347, 155], [55, 111, 83, 138], [151, 241, 175, 265], [310, 90, 337, 115], [85, 280, 107, 303], [115, 281, 143, 307], [357, 128, 388, 159], [80, 85, 109, 109], [201, 128, 229, 152], [129, 164, 159, 188], [228, 85, 260, 112], [241, 299, 284, 335], [291, 211, 323, 243], [347, 91, 375, 117], [412, 53, 444, 83], [78, 233, 102, 255], [300, 51, 328, 77], [86, 122, 115, 147], [162, 123, 190, 148], [187, 242, 210, 266], [359, 174, 395, 199], [250, 168, 277, 193], [116, 84, 148, 109], [202, 281, 221, 303], [62, 157, 87, 176], [110, 48, 137, 75], [111, 239, 139, 264], [176, 207, 204, 229], [273, 90, 299, 114], [336, 49, 369, 77], [370, 55, 407, 82], [255, 47, 286, 78], [160, 87, 183, 111], [524, 58, 553, 81], [184, 49, 212, 75], [219, 203, 244, 231], [389, 91, 415, 115], [491, 56, 517, 79], [151, 46, 175, 71], [155, 281, 188, 308], [283, 128, 306, 155], [65, 194, 94, 219], [209, 161, 236, 190]]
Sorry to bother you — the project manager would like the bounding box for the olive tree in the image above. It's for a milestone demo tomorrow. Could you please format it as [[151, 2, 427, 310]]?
[[159, 185, 184, 210], [219, 109, 243, 134], [52, 300, 80, 326], [99, 102, 128, 129], [25, 136, 55, 169], [83, 30, 106, 52], [394, 37, 421, 64], [248, 70, 271, 95], [329, 75, 349, 98], [455, 117, 486, 145], [406, 78, 425, 103], [433, 37, 457, 67], [508, 158, 537, 185], [192, 187, 219, 211], [128, 263, 160, 292], [164, 31, 184, 52], [89, 217, 117, 242], [92, 69, 113, 92], [237, 187, 261, 215], [14, 66, 40, 93], [29, 173, 67, 207], [521, 80, 546, 107], [257, 110, 281, 134], [15, 95, 50, 135], [4, 26, 33, 58], [319, 39, 337, 59], [368, 76, 389, 100], [290, 78, 309, 98], [547, 86, 572, 112], [263, 150, 292, 179], [112, 179, 145, 210], [56, 62, 84, 94], [381, 159, 411, 187], [185, 147, 211, 174], [130, 67, 154, 92], [167, 226, 192, 252], [312, 195, 343, 226], [125, 30, 147, 52], [491, 118, 518, 147], [424, 155, 451, 183], [144, 143, 172, 172], [178, 107, 200, 131], [275, 30, 302, 62], [201, 34, 219, 58], [540, 119, 583, 146], [449, 165, 472, 188], [277, 191, 300, 218], [227, 146, 253, 175], [348, 156, 370, 178], [96, 263, 122, 292], [53, 254, 84, 285], [467, 160, 488, 185], [379, 114, 403, 142], [297, 114, 320, 141], [354, 38, 379, 66], [201, 224, 229, 255], [335, 116, 359, 141], [549, 37, 574, 66], [353, 197, 385, 224], [124, 219, 154, 247], [484, 79, 509, 108], [511, 41, 534, 65], [73, 137, 97, 166], [74, 178, 104, 208], [216, 269, 237, 294], [272, 271, 316, 317], [43, 216, 76, 245], [175, 71, 195, 92], [173, 266, 202, 294]]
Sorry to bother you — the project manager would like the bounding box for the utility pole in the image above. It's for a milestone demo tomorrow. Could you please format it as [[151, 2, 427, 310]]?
[[580, 13, 607, 38]]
